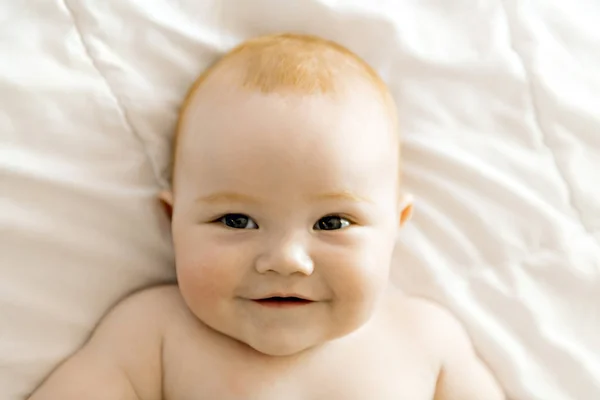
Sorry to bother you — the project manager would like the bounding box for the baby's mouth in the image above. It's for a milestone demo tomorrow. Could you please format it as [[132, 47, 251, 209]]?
[[253, 296, 313, 308]]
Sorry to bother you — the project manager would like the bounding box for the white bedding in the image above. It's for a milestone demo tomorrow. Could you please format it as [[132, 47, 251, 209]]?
[[1, 1, 599, 399]]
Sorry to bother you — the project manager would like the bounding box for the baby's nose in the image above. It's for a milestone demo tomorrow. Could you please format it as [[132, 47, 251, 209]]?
[[255, 239, 314, 276]]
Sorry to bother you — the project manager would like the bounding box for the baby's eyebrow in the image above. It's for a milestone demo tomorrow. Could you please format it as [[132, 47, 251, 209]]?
[[196, 190, 371, 205], [196, 192, 261, 204], [311, 191, 372, 203]]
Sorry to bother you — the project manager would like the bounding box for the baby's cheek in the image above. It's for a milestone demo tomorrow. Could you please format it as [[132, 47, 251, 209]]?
[[176, 243, 235, 309], [324, 236, 390, 302]]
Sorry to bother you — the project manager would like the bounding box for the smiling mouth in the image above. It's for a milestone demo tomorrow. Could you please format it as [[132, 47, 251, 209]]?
[[252, 296, 313, 308]]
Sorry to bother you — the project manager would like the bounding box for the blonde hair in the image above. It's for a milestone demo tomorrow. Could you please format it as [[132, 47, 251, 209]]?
[[172, 33, 397, 182]]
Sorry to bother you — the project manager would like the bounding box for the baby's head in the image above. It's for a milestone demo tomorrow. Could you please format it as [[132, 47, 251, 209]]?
[[161, 33, 412, 356]]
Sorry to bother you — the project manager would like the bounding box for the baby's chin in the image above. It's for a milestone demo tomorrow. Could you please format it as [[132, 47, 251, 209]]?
[[244, 336, 319, 357], [201, 315, 331, 357], [240, 323, 355, 357], [230, 314, 373, 357]]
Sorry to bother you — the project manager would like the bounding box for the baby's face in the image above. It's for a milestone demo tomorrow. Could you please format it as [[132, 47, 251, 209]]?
[[167, 76, 407, 356]]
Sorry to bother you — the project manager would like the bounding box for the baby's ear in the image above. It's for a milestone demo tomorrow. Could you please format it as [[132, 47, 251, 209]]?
[[159, 190, 174, 220], [398, 194, 413, 227]]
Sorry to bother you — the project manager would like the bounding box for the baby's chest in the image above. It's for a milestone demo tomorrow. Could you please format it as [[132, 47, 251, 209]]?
[[163, 340, 437, 400]]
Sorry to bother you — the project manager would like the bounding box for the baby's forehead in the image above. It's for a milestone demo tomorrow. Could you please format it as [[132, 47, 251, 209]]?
[[184, 88, 390, 154], [178, 96, 399, 197], [178, 95, 398, 194]]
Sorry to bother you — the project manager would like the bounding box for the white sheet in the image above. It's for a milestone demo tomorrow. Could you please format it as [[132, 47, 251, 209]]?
[[1, 1, 599, 399]]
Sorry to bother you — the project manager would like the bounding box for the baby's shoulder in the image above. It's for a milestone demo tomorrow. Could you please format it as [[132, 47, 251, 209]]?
[[124, 283, 185, 316], [109, 283, 184, 318], [384, 290, 475, 362], [383, 291, 505, 399], [65, 285, 186, 397], [93, 284, 186, 343]]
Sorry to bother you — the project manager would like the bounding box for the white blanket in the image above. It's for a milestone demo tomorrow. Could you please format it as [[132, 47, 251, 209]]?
[[1, 1, 598, 399]]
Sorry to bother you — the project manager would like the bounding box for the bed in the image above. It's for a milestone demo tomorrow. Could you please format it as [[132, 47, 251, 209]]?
[[2, 0, 599, 399]]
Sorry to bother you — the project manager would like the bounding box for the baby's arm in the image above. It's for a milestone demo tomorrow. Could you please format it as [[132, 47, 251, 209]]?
[[28, 286, 172, 400], [427, 304, 505, 400]]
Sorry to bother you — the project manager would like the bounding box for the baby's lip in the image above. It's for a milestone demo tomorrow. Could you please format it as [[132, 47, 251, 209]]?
[[251, 295, 314, 308], [251, 293, 314, 302]]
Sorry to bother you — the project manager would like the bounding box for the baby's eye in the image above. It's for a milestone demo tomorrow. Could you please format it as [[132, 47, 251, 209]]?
[[314, 215, 351, 231], [219, 214, 258, 229]]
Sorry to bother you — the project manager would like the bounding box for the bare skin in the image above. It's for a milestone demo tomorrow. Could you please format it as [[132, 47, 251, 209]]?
[[30, 285, 503, 400], [29, 34, 505, 400]]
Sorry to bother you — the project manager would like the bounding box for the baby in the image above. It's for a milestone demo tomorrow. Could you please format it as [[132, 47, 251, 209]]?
[[29, 33, 504, 399]]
